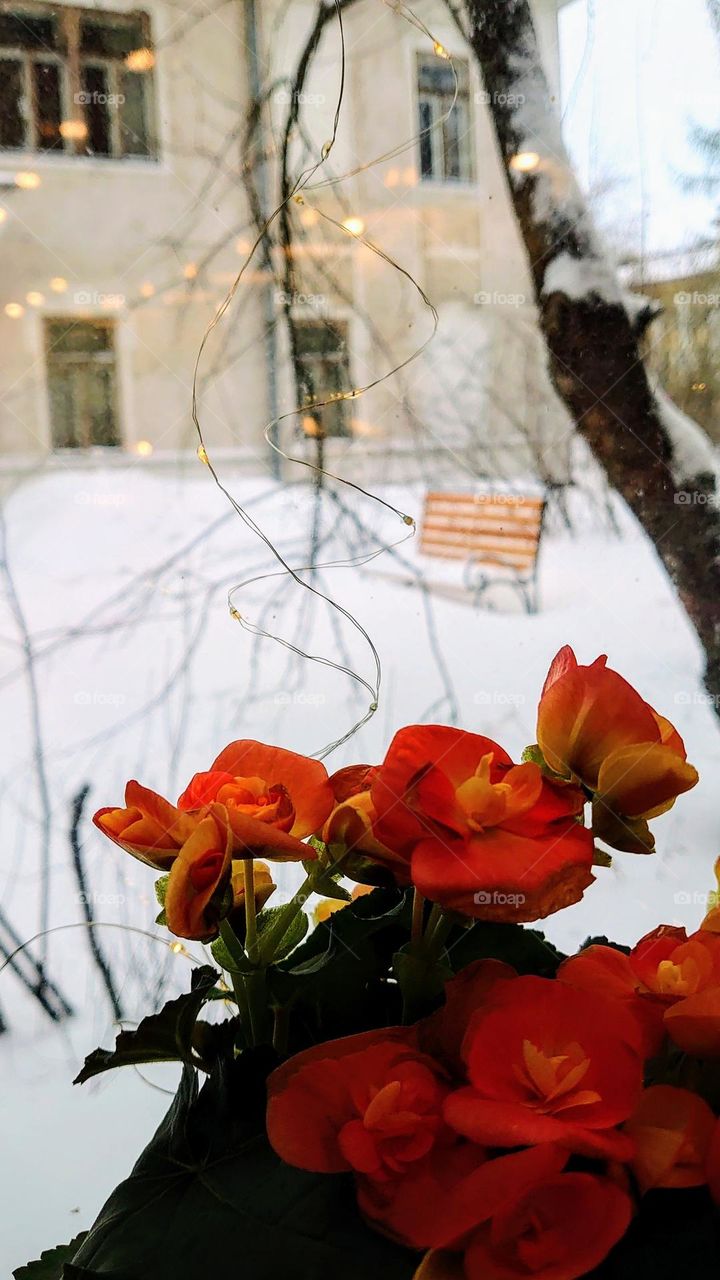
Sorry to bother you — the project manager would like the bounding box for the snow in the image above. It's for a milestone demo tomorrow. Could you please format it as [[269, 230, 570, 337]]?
[[654, 384, 720, 485], [2, 462, 720, 1272]]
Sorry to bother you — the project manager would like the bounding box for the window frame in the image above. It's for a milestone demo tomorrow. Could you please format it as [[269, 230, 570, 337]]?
[[415, 51, 475, 186], [0, 2, 157, 161], [44, 314, 123, 450]]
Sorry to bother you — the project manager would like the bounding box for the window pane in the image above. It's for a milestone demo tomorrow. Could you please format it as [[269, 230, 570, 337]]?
[[0, 12, 58, 52], [295, 321, 351, 438], [418, 98, 433, 178], [0, 57, 26, 148], [33, 61, 63, 152], [45, 320, 120, 449], [443, 104, 461, 180], [80, 16, 145, 60], [82, 64, 112, 155], [119, 70, 150, 156]]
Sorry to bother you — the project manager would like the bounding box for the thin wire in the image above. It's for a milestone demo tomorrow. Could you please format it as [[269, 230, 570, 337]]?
[[190, 0, 458, 758]]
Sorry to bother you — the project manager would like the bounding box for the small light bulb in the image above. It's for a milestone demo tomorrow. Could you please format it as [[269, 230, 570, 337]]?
[[197, 444, 209, 464], [134, 439, 153, 457], [0, 207, 8, 223], [342, 216, 365, 237], [50, 277, 68, 293], [170, 941, 185, 954], [183, 263, 198, 280], [510, 151, 541, 173], [26, 291, 45, 307], [433, 41, 449, 59], [139, 281, 155, 299], [59, 119, 88, 141], [4, 302, 24, 318], [15, 171, 41, 190], [126, 47, 155, 73]]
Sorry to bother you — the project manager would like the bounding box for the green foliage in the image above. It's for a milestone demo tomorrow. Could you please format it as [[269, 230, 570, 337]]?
[[73, 966, 218, 1084], [58, 1057, 417, 1280], [13, 1236, 88, 1280], [257, 905, 309, 961]]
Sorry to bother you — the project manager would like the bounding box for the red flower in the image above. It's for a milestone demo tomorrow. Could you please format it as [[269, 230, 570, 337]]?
[[460, 1172, 632, 1280], [321, 764, 405, 880], [444, 975, 643, 1159], [536, 646, 697, 854], [266, 1031, 450, 1179], [624, 1085, 717, 1193], [370, 725, 594, 923], [178, 739, 334, 860]]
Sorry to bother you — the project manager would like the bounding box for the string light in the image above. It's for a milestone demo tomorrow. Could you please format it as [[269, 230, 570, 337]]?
[[433, 40, 449, 58], [342, 216, 365, 236], [126, 47, 155, 72], [170, 941, 186, 955], [183, 263, 198, 280], [0, 207, 8, 223], [59, 119, 88, 142], [50, 277, 68, 293], [196, 444, 209, 465], [133, 440, 154, 457], [4, 302, 24, 318], [510, 151, 541, 173], [15, 171, 40, 189], [26, 291, 45, 307], [139, 281, 155, 299]]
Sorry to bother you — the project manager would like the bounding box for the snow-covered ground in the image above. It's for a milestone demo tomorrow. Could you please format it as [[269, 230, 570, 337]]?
[[2, 461, 719, 1272]]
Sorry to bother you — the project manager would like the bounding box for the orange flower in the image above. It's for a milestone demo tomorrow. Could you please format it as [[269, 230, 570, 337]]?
[[93, 781, 197, 870], [625, 1085, 717, 1193], [444, 975, 643, 1159], [230, 860, 276, 913], [371, 725, 594, 923], [321, 764, 405, 881], [164, 815, 232, 941], [177, 739, 333, 861], [459, 1172, 632, 1280], [536, 646, 698, 853], [266, 1032, 450, 1179], [560, 925, 720, 1058], [701, 857, 720, 933]]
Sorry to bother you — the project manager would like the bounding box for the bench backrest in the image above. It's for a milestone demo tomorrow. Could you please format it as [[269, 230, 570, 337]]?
[[420, 491, 545, 573]]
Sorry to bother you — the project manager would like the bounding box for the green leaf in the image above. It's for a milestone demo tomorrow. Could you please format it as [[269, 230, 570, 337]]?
[[446, 920, 565, 977], [211, 934, 245, 973], [257, 905, 308, 961], [154, 875, 169, 908], [302, 855, 353, 902], [63, 1056, 416, 1280], [73, 966, 218, 1084], [12, 1235, 88, 1279], [521, 742, 546, 767]]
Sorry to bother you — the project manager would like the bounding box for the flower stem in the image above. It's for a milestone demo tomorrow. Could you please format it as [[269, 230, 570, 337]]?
[[411, 888, 425, 946], [243, 858, 258, 963], [258, 871, 313, 966]]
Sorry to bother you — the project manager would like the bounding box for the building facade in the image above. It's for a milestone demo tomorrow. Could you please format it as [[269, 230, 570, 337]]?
[[0, 0, 573, 484]]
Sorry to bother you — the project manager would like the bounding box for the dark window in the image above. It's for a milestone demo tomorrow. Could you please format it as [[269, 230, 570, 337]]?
[[295, 320, 352, 439], [45, 318, 121, 449], [0, 4, 156, 159], [417, 56, 473, 182]]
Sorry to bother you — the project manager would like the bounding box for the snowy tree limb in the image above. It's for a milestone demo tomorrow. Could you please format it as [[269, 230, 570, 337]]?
[[455, 0, 720, 707]]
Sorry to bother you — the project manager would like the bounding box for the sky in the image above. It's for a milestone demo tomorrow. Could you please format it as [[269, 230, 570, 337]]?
[[559, 0, 720, 258]]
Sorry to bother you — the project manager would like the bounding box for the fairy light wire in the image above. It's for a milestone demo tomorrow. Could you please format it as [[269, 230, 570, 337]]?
[[190, 0, 459, 758]]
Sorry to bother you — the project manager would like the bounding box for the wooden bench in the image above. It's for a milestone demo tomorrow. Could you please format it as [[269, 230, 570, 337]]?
[[420, 490, 546, 613]]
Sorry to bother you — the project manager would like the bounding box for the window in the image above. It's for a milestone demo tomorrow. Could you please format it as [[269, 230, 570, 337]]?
[[45, 318, 121, 448], [0, 4, 156, 158], [295, 319, 352, 438], [417, 55, 473, 182]]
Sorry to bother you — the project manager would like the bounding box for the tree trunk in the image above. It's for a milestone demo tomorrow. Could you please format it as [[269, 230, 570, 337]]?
[[455, 0, 720, 709]]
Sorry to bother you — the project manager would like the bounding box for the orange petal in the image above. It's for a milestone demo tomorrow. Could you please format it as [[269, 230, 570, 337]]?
[[664, 987, 720, 1056], [625, 1084, 716, 1192], [210, 802, 313, 862], [211, 740, 333, 836], [537, 654, 660, 787], [595, 742, 698, 820], [164, 817, 232, 941]]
